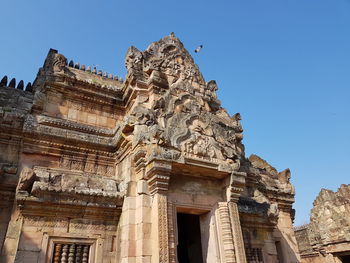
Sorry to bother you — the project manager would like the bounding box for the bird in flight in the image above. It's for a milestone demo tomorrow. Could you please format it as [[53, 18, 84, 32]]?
[[194, 45, 203, 53]]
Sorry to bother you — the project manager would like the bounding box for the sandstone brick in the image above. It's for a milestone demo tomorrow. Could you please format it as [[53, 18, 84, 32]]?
[[58, 105, 68, 117], [136, 239, 152, 256], [98, 115, 108, 127], [135, 206, 151, 224], [136, 180, 149, 195], [136, 223, 151, 240], [14, 251, 39, 263], [136, 256, 151, 263], [136, 194, 151, 208], [18, 232, 43, 252], [67, 108, 78, 120], [123, 197, 136, 211], [78, 110, 87, 123], [87, 113, 97, 125]]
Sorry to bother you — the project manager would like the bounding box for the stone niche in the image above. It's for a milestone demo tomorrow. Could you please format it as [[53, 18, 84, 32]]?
[[0, 34, 300, 263]]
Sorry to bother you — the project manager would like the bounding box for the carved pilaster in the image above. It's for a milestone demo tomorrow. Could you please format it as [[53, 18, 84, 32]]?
[[146, 160, 171, 263], [226, 171, 247, 263], [156, 194, 170, 263], [228, 202, 247, 263], [217, 202, 236, 263], [167, 202, 176, 263]]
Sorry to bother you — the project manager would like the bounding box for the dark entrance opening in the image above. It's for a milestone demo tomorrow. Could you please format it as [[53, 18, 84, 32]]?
[[177, 213, 203, 263], [340, 255, 350, 263]]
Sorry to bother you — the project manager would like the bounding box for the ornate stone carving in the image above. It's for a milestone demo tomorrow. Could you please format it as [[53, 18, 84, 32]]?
[[53, 54, 67, 72], [167, 202, 176, 263], [157, 194, 170, 262], [125, 46, 143, 73], [217, 202, 236, 263], [228, 202, 247, 263], [16, 166, 123, 208], [16, 167, 36, 192]]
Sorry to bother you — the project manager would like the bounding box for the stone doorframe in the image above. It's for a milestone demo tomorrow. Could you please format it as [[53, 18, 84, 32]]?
[[145, 160, 247, 263], [168, 202, 217, 263]]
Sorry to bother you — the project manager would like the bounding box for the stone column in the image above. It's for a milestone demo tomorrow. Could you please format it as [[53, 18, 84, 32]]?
[[146, 160, 171, 263], [227, 172, 247, 263]]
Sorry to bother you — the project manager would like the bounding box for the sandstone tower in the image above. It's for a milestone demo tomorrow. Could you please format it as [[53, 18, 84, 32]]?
[[295, 184, 350, 263], [0, 34, 300, 263]]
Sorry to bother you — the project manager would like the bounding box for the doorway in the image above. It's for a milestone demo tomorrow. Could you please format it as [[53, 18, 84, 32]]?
[[177, 213, 204, 263], [340, 255, 350, 263]]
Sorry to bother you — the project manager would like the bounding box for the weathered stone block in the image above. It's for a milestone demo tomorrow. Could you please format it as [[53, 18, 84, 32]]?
[[136, 239, 152, 256], [137, 180, 149, 195], [122, 197, 136, 211], [136, 223, 151, 240], [136, 194, 151, 208], [136, 256, 151, 263], [135, 206, 151, 224], [17, 232, 43, 252], [67, 108, 78, 120], [120, 224, 136, 241]]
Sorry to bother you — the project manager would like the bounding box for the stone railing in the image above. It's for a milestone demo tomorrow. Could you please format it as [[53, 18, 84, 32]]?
[[66, 59, 123, 82], [0, 75, 33, 92]]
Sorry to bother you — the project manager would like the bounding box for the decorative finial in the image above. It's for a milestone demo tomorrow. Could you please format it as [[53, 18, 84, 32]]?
[[17, 80, 24, 90], [9, 78, 16, 88], [25, 82, 32, 92], [0, 76, 7, 87]]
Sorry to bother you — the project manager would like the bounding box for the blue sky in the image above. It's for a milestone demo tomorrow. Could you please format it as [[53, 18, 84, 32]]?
[[1, 0, 349, 226]]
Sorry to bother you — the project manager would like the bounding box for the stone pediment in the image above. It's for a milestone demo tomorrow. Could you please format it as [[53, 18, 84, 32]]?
[[121, 34, 245, 172], [125, 33, 205, 87]]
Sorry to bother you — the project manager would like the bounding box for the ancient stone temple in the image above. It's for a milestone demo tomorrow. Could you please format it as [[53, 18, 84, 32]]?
[[295, 184, 350, 263], [0, 33, 300, 263]]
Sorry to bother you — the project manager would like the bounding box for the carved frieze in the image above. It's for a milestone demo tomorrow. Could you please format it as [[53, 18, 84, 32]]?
[[16, 166, 123, 209]]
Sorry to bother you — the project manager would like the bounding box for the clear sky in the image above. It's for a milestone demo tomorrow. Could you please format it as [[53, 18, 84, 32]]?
[[1, 0, 349, 226]]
